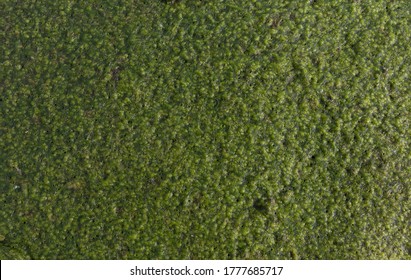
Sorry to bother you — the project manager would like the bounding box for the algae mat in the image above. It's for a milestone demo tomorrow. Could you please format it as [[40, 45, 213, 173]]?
[[1, 0, 410, 259]]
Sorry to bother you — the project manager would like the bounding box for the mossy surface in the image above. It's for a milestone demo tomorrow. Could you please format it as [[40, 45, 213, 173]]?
[[1, 0, 410, 259]]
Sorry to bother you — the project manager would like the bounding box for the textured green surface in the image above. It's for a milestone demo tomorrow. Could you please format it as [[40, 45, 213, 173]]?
[[1, 0, 411, 259]]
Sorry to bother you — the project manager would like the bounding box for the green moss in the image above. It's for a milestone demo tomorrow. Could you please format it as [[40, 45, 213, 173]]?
[[1, 0, 410, 259]]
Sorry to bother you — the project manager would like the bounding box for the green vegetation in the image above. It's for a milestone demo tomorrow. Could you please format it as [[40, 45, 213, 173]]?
[[1, 0, 410, 259]]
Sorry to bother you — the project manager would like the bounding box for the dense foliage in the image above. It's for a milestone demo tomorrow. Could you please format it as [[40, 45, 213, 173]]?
[[1, 0, 410, 259]]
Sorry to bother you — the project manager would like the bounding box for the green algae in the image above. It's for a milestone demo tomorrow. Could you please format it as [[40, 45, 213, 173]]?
[[1, 0, 411, 259]]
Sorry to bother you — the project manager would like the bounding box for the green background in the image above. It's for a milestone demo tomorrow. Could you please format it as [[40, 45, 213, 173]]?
[[1, 0, 410, 259]]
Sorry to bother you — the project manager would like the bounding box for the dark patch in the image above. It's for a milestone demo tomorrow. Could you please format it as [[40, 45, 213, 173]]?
[[253, 198, 269, 213], [111, 66, 122, 83]]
